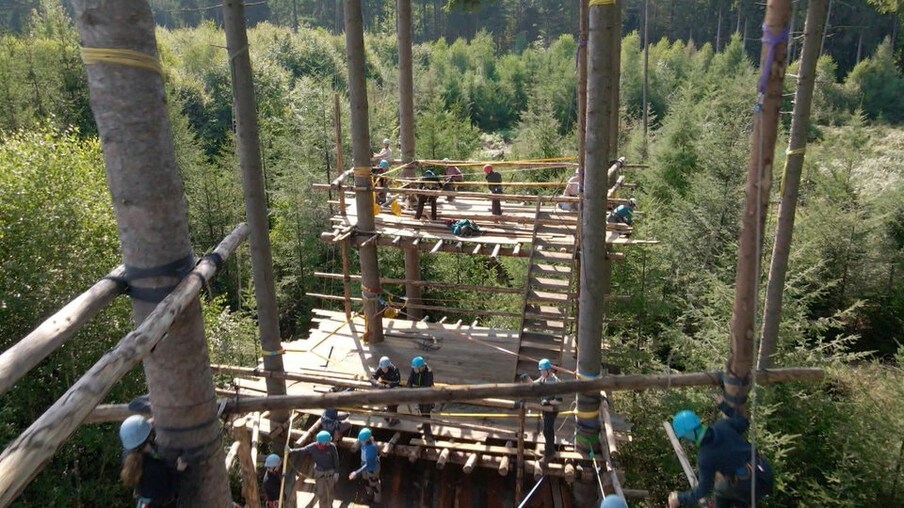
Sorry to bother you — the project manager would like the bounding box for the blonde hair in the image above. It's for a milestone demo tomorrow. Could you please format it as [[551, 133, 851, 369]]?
[[120, 449, 143, 487]]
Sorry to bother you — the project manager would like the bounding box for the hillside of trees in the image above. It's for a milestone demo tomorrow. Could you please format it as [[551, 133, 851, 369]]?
[[1, 1, 902, 506]]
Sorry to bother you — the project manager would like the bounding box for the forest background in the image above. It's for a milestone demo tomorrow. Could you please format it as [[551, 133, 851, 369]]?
[[0, 0, 902, 506]]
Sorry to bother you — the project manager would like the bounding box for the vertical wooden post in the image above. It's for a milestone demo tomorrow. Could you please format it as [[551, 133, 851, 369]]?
[[516, 405, 526, 502], [728, 0, 791, 413], [223, 0, 289, 429], [335, 93, 347, 216], [758, 0, 826, 369], [576, 0, 617, 503], [642, 0, 650, 157], [68, 2, 232, 504], [608, 0, 622, 160], [234, 418, 261, 508], [341, 238, 353, 319], [577, 0, 588, 172], [345, 0, 385, 342]]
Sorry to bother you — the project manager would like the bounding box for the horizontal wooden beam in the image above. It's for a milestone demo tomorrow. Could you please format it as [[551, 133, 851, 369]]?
[[0, 265, 127, 396], [0, 224, 249, 505], [316, 184, 634, 207], [194, 368, 817, 414], [314, 272, 526, 295]]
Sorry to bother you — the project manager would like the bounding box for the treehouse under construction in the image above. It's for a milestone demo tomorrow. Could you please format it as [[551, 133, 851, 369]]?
[[0, 0, 830, 507]]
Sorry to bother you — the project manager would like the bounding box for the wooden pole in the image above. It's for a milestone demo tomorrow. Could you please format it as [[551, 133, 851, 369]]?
[[642, 0, 650, 158], [334, 93, 347, 216], [223, 0, 289, 430], [727, 0, 791, 414], [234, 418, 262, 508], [516, 404, 526, 502], [66, 3, 234, 505], [577, 0, 588, 172], [344, 0, 384, 342], [578, 0, 617, 490], [220, 368, 821, 415], [398, 0, 415, 164], [340, 238, 353, 318], [0, 225, 247, 505], [608, 0, 622, 160], [662, 421, 698, 487], [0, 265, 125, 396], [758, 0, 827, 370]]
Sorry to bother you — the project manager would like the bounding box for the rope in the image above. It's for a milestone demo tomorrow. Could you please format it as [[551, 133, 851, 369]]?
[[588, 450, 606, 497], [517, 476, 546, 508], [80, 47, 163, 75]]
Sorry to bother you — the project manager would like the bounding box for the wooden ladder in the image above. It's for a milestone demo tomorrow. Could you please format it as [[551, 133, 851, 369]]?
[[512, 199, 579, 380]]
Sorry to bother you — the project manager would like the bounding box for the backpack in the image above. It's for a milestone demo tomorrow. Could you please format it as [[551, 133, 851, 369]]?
[[449, 219, 481, 237]]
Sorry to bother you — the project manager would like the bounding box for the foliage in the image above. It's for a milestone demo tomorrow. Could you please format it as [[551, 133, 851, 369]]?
[[845, 39, 904, 124]]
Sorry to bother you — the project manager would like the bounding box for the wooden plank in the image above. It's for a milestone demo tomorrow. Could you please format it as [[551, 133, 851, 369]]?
[[472, 243, 482, 255], [408, 438, 585, 461], [430, 239, 444, 254], [663, 420, 698, 487], [490, 244, 501, 259]]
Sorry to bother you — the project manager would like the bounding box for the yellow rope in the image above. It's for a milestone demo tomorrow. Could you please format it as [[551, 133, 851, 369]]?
[[589, 0, 615, 5], [80, 47, 163, 75]]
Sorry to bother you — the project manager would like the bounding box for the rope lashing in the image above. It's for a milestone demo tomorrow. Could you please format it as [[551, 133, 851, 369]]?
[[754, 23, 790, 111], [261, 348, 285, 357], [80, 47, 163, 76]]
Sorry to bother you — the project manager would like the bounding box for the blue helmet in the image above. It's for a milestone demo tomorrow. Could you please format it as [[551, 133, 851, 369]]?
[[379, 159, 389, 169], [672, 409, 702, 441], [601, 494, 628, 508], [379, 356, 391, 369], [358, 427, 372, 442], [323, 407, 339, 420], [411, 356, 425, 368], [265, 453, 281, 468], [119, 415, 152, 450], [316, 430, 332, 444], [538, 358, 552, 371]]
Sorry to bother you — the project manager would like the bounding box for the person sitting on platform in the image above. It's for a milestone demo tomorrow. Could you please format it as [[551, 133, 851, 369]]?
[[320, 407, 352, 441], [533, 358, 562, 458], [414, 169, 442, 220], [407, 355, 435, 438], [558, 168, 581, 211], [349, 428, 382, 504], [287, 431, 341, 508], [371, 356, 401, 426], [607, 198, 637, 225], [441, 158, 463, 202], [484, 164, 503, 216], [372, 138, 392, 163], [667, 395, 774, 508]]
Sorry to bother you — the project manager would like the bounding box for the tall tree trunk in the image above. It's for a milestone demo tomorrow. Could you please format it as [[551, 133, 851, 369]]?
[[70, 1, 231, 504], [345, 0, 385, 342], [608, 0, 622, 160], [223, 0, 289, 435], [577, 0, 588, 171], [787, 0, 798, 61], [821, 0, 832, 55], [575, 0, 618, 503], [642, 0, 650, 157], [398, 0, 422, 320], [758, 0, 827, 370], [727, 0, 790, 414]]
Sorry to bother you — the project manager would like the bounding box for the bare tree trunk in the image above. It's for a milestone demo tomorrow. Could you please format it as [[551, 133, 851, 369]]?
[[608, 0, 622, 160], [575, 0, 618, 503], [577, 0, 587, 171], [820, 0, 832, 55], [345, 0, 384, 342], [397, 0, 422, 320], [223, 0, 289, 434], [642, 0, 650, 157], [787, 0, 797, 61], [727, 0, 790, 414], [69, 1, 231, 505], [758, 0, 827, 370]]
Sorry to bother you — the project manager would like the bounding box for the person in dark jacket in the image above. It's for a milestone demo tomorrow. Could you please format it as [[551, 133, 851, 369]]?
[[371, 355, 401, 426], [320, 407, 352, 441], [407, 355, 435, 438], [261, 454, 283, 508], [534, 358, 562, 458], [415, 169, 442, 220], [667, 396, 773, 508], [483, 164, 503, 216], [607, 198, 637, 225], [288, 431, 340, 507], [118, 415, 186, 508]]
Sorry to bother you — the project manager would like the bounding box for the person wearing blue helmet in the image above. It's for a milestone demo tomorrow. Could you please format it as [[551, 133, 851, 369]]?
[[261, 454, 282, 507], [371, 356, 402, 426], [286, 430, 340, 507], [667, 395, 773, 508], [320, 407, 352, 441], [118, 415, 187, 507], [601, 494, 628, 508], [349, 427, 381, 503], [407, 356, 435, 438], [533, 358, 562, 458]]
